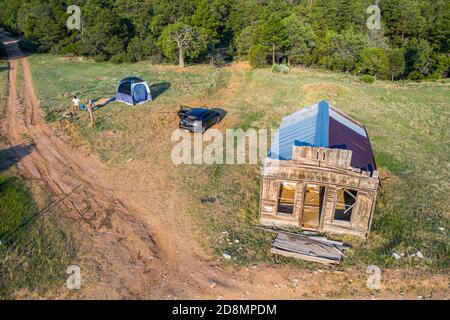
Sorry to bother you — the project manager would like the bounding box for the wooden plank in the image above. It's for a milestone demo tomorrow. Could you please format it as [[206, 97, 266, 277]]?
[[253, 224, 351, 262], [253, 224, 350, 249], [263, 163, 379, 192], [354, 193, 374, 230], [264, 159, 379, 182], [322, 222, 367, 237], [272, 241, 341, 260], [274, 233, 341, 257], [270, 248, 339, 265], [260, 216, 299, 228], [271, 239, 341, 259], [275, 238, 344, 258], [293, 182, 305, 218], [322, 185, 337, 224], [271, 232, 347, 265]]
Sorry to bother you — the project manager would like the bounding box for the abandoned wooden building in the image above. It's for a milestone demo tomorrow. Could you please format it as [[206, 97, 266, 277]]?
[[260, 101, 380, 238]]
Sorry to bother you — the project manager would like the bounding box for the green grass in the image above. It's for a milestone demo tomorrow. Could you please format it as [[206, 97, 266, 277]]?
[[29, 55, 226, 115], [28, 54, 227, 163], [185, 68, 450, 270], [27, 54, 450, 271], [0, 173, 76, 299]]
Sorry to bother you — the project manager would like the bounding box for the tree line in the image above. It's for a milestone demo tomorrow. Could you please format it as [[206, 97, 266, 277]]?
[[0, 0, 448, 80]]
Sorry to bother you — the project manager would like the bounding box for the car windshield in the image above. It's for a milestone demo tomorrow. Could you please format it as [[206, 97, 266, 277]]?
[[180, 112, 199, 121]]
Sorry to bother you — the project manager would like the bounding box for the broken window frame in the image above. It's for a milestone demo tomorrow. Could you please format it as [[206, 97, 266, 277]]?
[[333, 188, 358, 223], [276, 182, 296, 215], [301, 184, 326, 230]]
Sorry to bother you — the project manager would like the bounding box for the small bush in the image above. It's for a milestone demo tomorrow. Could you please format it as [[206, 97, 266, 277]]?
[[109, 53, 129, 64], [249, 45, 268, 68], [44, 109, 61, 122], [361, 74, 375, 84], [272, 64, 290, 74], [93, 53, 109, 63], [407, 70, 423, 81], [427, 72, 441, 81], [54, 34, 82, 56]]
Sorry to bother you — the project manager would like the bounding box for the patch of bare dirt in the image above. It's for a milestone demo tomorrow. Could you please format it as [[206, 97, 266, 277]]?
[[225, 61, 252, 72]]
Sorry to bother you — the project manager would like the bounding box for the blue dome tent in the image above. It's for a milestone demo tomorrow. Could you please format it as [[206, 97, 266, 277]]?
[[115, 77, 152, 105]]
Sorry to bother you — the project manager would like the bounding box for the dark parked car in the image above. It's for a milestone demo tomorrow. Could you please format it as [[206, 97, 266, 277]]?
[[178, 106, 221, 133]]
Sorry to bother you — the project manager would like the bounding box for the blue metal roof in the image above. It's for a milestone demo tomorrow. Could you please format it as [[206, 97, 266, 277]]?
[[268, 100, 376, 172], [269, 100, 329, 160]]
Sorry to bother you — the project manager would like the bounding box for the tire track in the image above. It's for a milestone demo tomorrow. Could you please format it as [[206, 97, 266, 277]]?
[[2, 36, 162, 299]]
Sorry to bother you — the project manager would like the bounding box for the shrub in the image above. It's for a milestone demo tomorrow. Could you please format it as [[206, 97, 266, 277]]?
[[44, 109, 61, 122], [356, 47, 389, 78], [272, 63, 290, 74], [427, 72, 441, 81], [53, 34, 82, 56], [93, 53, 108, 63], [249, 44, 268, 68], [407, 70, 423, 81], [361, 74, 375, 84], [404, 38, 433, 79], [109, 53, 129, 64], [434, 54, 450, 78], [387, 48, 406, 81]]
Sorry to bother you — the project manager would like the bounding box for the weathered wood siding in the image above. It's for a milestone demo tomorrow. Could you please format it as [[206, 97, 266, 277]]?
[[259, 146, 379, 238], [322, 185, 337, 226], [354, 192, 374, 230]]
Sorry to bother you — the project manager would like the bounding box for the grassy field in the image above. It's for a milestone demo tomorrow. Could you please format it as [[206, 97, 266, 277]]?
[[29, 55, 227, 162], [26, 53, 449, 272], [0, 57, 75, 299]]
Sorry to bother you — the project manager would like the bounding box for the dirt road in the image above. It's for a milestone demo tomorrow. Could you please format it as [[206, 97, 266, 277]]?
[[2, 37, 447, 300], [3, 37, 166, 298]]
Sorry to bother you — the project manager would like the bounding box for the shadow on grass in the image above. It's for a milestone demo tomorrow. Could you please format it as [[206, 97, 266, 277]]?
[[211, 107, 228, 121], [150, 82, 171, 100], [0, 144, 35, 172], [94, 97, 116, 110]]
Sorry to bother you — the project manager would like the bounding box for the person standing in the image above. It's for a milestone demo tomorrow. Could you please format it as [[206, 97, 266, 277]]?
[[72, 96, 80, 111], [85, 98, 94, 127]]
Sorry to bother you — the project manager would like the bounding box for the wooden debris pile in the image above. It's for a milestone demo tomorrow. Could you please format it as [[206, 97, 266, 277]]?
[[270, 231, 351, 265], [62, 111, 79, 121]]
